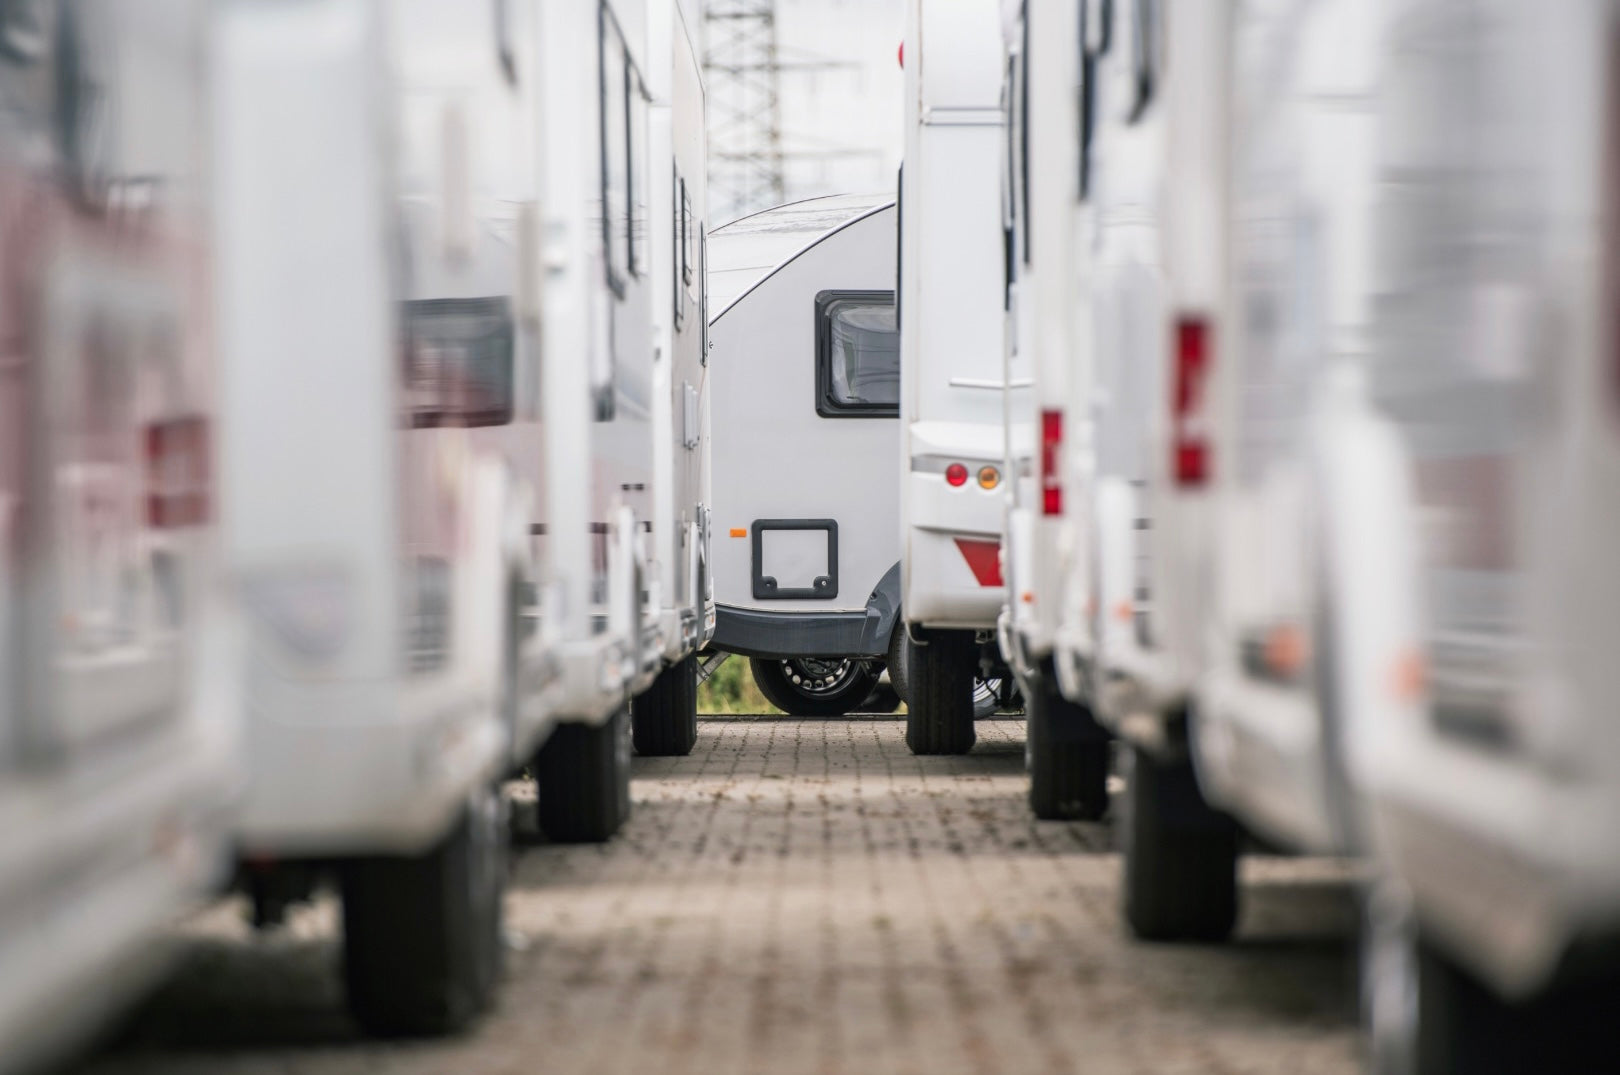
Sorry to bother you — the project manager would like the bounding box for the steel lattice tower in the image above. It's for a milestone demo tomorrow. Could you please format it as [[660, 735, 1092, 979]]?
[[703, 0, 787, 224]]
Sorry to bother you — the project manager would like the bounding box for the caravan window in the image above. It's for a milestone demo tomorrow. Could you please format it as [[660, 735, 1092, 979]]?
[[815, 290, 898, 418]]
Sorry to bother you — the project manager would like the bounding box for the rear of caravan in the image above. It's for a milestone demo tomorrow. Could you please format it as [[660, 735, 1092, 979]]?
[[898, 0, 1016, 754], [708, 197, 903, 716]]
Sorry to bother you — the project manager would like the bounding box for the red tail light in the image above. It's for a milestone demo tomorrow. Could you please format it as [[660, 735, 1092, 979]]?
[[945, 462, 969, 487], [1040, 408, 1063, 515], [145, 414, 210, 528], [1172, 317, 1212, 487]]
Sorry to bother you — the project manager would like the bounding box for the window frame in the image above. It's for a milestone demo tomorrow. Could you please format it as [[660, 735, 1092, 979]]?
[[598, 7, 629, 297], [680, 180, 693, 286], [672, 166, 686, 329], [814, 289, 899, 419], [627, 61, 648, 276], [1127, 0, 1159, 123]]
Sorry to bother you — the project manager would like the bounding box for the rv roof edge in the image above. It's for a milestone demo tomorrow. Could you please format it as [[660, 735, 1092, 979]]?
[[709, 195, 896, 321]]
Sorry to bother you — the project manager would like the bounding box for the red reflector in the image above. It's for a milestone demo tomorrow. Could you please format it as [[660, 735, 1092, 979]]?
[[954, 538, 1003, 587], [1039, 408, 1063, 516], [1172, 317, 1212, 487], [945, 462, 969, 487], [145, 414, 210, 528]]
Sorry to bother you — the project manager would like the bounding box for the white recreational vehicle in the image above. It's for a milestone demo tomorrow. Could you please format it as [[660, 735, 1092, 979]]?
[[707, 196, 905, 715], [1349, 1, 1620, 1066], [536, 0, 713, 761], [0, 1, 241, 1068], [995, 0, 1111, 820], [633, 0, 714, 754], [215, 0, 523, 1034], [1029, 0, 1244, 941], [211, 0, 709, 1034], [898, 0, 1020, 754]]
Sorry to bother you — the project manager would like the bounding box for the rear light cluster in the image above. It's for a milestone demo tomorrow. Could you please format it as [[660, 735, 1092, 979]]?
[[145, 414, 210, 528], [1040, 408, 1062, 515], [943, 463, 1000, 489], [1172, 316, 1213, 487]]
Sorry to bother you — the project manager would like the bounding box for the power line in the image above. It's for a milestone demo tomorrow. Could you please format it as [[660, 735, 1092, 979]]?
[[703, 0, 786, 224]]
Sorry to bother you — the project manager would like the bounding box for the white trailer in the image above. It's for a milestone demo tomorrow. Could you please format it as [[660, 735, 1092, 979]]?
[[632, 0, 714, 755], [707, 196, 906, 715], [0, 2, 241, 1068], [535, 0, 714, 759], [1016, 0, 1244, 941], [1350, 1, 1620, 1066], [212, 0, 710, 1034], [995, 0, 1112, 820], [1149, 0, 1391, 943], [899, 0, 1019, 754]]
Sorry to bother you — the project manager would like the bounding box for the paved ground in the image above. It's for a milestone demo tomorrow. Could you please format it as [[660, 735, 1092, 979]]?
[[76, 715, 1363, 1075]]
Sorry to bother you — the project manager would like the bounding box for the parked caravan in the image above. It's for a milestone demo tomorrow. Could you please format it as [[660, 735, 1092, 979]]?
[[1350, 1, 1620, 1067], [0, 2, 241, 1068], [212, 0, 703, 1034], [534, 0, 673, 756], [631, 0, 713, 755], [215, 0, 521, 1035], [1038, 0, 1244, 941], [707, 196, 904, 715], [1161, 0, 1389, 940], [995, 0, 1111, 820], [898, 0, 1019, 754]]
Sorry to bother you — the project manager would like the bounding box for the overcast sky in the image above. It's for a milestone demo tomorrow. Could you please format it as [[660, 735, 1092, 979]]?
[[774, 0, 904, 205]]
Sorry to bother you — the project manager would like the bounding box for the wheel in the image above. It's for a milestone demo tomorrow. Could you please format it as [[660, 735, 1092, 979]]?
[[885, 624, 911, 706], [1360, 879, 1620, 1075], [904, 628, 976, 754], [1120, 742, 1238, 941], [341, 783, 506, 1036], [749, 656, 882, 717], [1026, 670, 1110, 820], [974, 675, 1017, 717], [534, 704, 632, 842], [632, 655, 698, 756]]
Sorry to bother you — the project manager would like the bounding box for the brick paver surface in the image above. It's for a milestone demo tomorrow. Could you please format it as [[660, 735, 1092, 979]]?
[[78, 716, 1361, 1075]]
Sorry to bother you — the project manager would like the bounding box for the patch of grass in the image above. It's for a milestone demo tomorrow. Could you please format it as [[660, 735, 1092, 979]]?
[[698, 655, 782, 714]]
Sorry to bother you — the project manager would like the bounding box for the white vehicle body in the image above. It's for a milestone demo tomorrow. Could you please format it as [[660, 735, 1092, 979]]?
[[645, 0, 715, 669], [535, 0, 663, 722], [708, 197, 900, 661], [997, 0, 1085, 692], [899, 0, 1009, 633], [211, 0, 676, 1034], [1353, 0, 1620, 1030], [216, 0, 512, 863], [1084, 0, 1227, 748], [0, 2, 239, 1068], [992, 0, 1111, 818], [1194, 0, 1391, 860]]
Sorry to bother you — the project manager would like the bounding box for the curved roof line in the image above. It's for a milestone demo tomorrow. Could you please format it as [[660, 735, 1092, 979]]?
[[710, 199, 896, 324], [712, 191, 885, 233]]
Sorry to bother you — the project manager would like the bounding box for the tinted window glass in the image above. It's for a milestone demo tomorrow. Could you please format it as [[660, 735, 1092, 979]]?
[[816, 291, 898, 417]]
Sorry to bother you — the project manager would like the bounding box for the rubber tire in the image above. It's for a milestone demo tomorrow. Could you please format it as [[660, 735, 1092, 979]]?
[[341, 784, 506, 1037], [1361, 881, 1620, 1075], [1026, 672, 1110, 820], [904, 628, 976, 755], [535, 705, 632, 842], [885, 625, 911, 707], [632, 655, 698, 756], [749, 656, 881, 717], [1120, 743, 1238, 941]]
